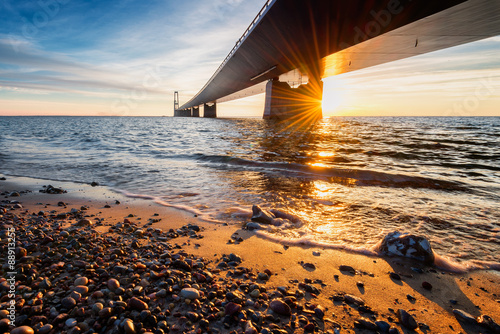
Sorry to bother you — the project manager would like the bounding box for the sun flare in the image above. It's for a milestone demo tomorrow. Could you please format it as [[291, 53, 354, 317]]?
[[322, 77, 345, 114]]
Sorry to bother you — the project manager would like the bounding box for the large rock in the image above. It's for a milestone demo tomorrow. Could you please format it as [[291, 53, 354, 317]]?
[[377, 231, 435, 264], [251, 205, 275, 224]]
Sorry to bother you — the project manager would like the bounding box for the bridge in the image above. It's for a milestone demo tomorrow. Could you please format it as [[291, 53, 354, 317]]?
[[174, 0, 500, 120]]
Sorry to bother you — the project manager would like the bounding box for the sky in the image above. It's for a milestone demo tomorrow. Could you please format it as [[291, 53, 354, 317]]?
[[0, 0, 499, 117]]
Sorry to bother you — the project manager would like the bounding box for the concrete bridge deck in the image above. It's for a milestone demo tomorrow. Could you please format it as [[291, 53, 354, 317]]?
[[176, 0, 500, 118]]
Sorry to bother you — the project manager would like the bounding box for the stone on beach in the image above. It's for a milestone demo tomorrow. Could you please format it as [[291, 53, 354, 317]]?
[[129, 297, 148, 310], [397, 309, 418, 330], [180, 288, 201, 300], [251, 205, 275, 224], [269, 299, 292, 316], [377, 231, 435, 264], [453, 309, 477, 324], [107, 278, 120, 291], [10, 327, 35, 334], [61, 297, 76, 309], [74, 276, 88, 286]]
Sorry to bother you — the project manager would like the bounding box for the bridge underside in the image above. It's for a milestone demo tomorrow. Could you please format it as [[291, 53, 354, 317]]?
[[176, 0, 500, 120]]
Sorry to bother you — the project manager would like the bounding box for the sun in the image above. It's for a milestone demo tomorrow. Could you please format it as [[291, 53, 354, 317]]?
[[322, 77, 345, 114]]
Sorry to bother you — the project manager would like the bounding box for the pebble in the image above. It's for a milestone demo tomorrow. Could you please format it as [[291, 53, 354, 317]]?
[[11, 326, 35, 334], [355, 318, 378, 331], [397, 309, 418, 330], [107, 278, 120, 291], [269, 299, 291, 316], [180, 288, 201, 300], [74, 285, 89, 295], [123, 319, 136, 334], [225, 302, 241, 316], [339, 265, 356, 274], [61, 297, 76, 309], [389, 272, 401, 281], [37, 324, 53, 334], [422, 281, 433, 290], [129, 297, 148, 310], [74, 277, 88, 286], [344, 294, 365, 306], [65, 318, 78, 328], [452, 309, 477, 324], [92, 302, 104, 314], [375, 320, 391, 332]]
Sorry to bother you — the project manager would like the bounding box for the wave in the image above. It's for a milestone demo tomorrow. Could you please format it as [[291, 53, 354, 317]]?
[[195, 154, 468, 191]]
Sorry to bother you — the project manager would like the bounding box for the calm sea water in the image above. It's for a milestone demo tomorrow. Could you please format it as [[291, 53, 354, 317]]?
[[1, 116, 499, 269]]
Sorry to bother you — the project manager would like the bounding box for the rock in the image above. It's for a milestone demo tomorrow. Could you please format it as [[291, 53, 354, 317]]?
[[388, 327, 400, 334], [180, 288, 200, 300], [76, 219, 92, 226], [0, 319, 10, 330], [376, 320, 391, 332], [107, 278, 120, 291], [245, 222, 263, 230], [422, 281, 433, 290], [65, 318, 77, 328], [244, 321, 258, 334], [15, 247, 27, 258], [269, 299, 291, 316], [37, 324, 53, 334], [39, 278, 52, 290], [304, 323, 315, 332], [339, 265, 356, 274], [225, 302, 241, 316], [389, 272, 401, 281], [61, 297, 76, 309], [251, 205, 275, 224], [302, 263, 316, 270], [98, 307, 113, 318], [92, 303, 104, 314], [74, 285, 88, 295], [258, 272, 270, 281], [453, 309, 477, 324], [129, 297, 148, 310], [397, 309, 418, 330], [229, 253, 242, 263], [355, 318, 378, 331], [344, 294, 365, 306], [69, 291, 82, 301], [123, 319, 136, 334], [477, 315, 500, 333], [378, 231, 435, 264], [314, 306, 325, 319], [250, 289, 260, 298], [11, 327, 34, 334]]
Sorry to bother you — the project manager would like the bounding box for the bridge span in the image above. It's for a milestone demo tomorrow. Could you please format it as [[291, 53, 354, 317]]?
[[175, 0, 500, 120]]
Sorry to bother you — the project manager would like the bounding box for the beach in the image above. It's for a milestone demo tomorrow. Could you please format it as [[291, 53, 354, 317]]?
[[1, 175, 499, 334]]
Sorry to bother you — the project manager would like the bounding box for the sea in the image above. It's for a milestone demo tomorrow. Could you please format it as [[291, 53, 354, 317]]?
[[1, 116, 499, 271]]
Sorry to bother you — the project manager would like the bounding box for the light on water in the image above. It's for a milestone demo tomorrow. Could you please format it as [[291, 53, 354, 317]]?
[[1, 116, 499, 270]]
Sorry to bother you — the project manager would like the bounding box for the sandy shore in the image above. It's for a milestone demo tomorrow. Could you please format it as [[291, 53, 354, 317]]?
[[0, 175, 499, 334]]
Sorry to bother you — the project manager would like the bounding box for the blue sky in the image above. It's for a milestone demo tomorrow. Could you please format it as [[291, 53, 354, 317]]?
[[0, 0, 499, 116]]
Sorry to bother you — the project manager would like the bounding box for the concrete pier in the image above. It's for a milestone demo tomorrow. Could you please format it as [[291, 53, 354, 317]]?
[[174, 109, 192, 117], [263, 77, 323, 121], [204, 103, 217, 118], [192, 106, 200, 117]]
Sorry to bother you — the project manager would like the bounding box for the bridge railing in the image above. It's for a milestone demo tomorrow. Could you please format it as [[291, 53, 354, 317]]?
[[190, 0, 276, 103]]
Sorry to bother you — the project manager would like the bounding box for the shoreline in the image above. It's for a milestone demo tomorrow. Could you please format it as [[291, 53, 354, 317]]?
[[1, 175, 499, 334]]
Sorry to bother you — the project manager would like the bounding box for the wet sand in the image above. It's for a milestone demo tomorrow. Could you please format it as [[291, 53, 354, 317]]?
[[0, 175, 499, 334]]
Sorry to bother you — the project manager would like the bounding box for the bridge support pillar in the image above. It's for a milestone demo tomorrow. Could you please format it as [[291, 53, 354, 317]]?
[[204, 103, 217, 118], [263, 77, 323, 122], [174, 109, 191, 117], [191, 106, 200, 117]]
